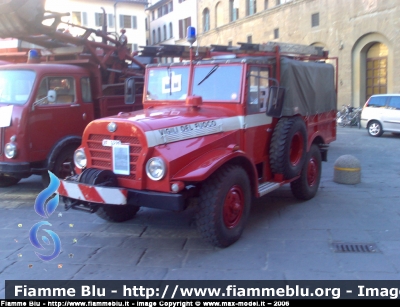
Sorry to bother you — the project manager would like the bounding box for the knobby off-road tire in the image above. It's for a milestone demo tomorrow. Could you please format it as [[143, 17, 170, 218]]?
[[270, 117, 307, 179], [0, 175, 21, 187], [196, 164, 251, 248], [42, 145, 77, 187], [79, 168, 140, 222], [290, 144, 322, 200]]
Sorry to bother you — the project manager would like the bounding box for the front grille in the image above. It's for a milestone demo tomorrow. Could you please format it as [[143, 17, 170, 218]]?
[[87, 133, 143, 180]]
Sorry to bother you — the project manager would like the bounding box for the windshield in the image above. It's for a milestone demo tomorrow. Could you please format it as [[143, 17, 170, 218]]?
[[0, 70, 36, 105], [146, 67, 189, 101], [193, 65, 242, 101], [146, 65, 242, 102]]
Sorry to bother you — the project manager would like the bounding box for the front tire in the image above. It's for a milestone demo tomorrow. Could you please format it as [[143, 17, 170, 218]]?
[[78, 168, 140, 223], [290, 144, 322, 200], [0, 175, 21, 187], [368, 120, 383, 137], [42, 145, 77, 187], [196, 165, 251, 247]]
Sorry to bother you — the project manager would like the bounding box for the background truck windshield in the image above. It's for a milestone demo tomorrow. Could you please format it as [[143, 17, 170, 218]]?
[[146, 65, 242, 102], [0, 70, 36, 105]]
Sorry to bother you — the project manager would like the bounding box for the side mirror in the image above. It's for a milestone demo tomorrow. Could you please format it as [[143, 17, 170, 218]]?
[[48, 90, 56, 103], [266, 86, 285, 117], [124, 77, 136, 104]]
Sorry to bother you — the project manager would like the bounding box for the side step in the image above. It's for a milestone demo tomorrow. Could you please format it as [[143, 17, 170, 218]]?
[[258, 182, 281, 197]]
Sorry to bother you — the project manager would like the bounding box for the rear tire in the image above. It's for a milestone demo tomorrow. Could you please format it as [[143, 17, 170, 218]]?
[[196, 165, 251, 247], [270, 117, 307, 179], [0, 175, 21, 187], [367, 120, 383, 137], [290, 144, 322, 200]]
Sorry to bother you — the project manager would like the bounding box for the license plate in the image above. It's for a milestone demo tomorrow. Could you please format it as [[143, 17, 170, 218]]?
[[102, 139, 121, 147]]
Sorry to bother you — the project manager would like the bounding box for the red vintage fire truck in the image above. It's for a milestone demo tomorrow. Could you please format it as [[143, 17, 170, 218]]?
[[58, 28, 337, 247], [0, 0, 146, 187]]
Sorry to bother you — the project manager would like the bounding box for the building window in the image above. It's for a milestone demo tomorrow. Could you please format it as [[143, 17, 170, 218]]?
[[246, 0, 257, 16], [179, 17, 191, 39], [152, 11, 155, 21], [229, 0, 239, 22], [158, 7, 162, 18], [119, 15, 137, 29], [276, 0, 280, 4], [203, 8, 210, 32], [311, 13, 319, 27], [72, 12, 87, 26], [169, 1, 173, 12], [247, 35, 252, 43], [169, 22, 173, 38], [265, 0, 269, 9], [274, 28, 279, 39], [163, 25, 167, 41], [228, 41, 232, 46], [95, 12, 104, 27], [157, 27, 161, 43], [132, 44, 138, 51], [152, 29, 156, 44], [163, 4, 168, 15]]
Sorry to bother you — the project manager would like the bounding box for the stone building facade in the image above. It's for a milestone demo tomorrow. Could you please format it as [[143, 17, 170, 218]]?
[[196, 0, 399, 108]]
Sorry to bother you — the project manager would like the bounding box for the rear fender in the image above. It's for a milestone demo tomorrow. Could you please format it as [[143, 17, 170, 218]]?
[[172, 148, 257, 192]]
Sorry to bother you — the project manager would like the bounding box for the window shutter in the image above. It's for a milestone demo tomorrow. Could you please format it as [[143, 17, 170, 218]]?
[[108, 14, 114, 27], [132, 16, 137, 29], [82, 12, 87, 26], [119, 15, 124, 28], [179, 19, 183, 39], [95, 13, 100, 26]]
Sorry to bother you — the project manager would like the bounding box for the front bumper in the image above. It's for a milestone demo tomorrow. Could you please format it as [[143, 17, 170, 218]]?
[[58, 179, 186, 211], [0, 161, 32, 178]]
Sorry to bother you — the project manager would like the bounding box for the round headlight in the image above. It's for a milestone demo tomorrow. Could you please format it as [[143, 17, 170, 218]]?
[[74, 148, 87, 169], [146, 157, 166, 181], [4, 143, 17, 159]]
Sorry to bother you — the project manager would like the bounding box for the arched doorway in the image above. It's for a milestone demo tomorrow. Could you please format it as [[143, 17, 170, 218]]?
[[366, 43, 388, 100], [352, 33, 392, 107]]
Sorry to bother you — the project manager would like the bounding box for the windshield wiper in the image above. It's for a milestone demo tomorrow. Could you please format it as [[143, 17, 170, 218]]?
[[197, 65, 219, 86]]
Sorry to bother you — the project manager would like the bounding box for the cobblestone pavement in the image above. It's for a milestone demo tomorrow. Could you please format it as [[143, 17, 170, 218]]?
[[1, 127, 400, 298]]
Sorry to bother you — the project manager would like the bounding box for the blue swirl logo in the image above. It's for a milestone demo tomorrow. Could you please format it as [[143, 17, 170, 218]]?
[[29, 171, 62, 261]]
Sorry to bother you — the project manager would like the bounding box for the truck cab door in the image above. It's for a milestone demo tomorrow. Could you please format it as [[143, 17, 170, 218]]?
[[245, 66, 272, 166], [28, 76, 94, 162]]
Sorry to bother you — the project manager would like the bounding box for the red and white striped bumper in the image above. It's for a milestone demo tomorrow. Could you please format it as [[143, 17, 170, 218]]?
[[58, 180, 128, 205]]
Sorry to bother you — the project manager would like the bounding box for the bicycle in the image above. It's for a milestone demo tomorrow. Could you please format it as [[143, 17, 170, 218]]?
[[339, 106, 362, 128]]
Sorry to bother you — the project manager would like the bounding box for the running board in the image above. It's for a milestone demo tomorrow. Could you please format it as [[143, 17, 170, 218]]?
[[258, 182, 281, 197]]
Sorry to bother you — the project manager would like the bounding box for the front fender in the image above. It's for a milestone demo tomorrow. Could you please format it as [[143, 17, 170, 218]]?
[[47, 135, 81, 170], [172, 148, 254, 183]]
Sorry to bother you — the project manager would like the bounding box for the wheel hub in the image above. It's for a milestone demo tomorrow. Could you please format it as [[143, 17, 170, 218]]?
[[223, 185, 244, 228], [307, 157, 318, 186], [290, 132, 304, 166]]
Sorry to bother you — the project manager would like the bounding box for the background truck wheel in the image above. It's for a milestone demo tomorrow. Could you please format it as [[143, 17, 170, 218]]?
[[270, 117, 307, 179], [78, 168, 140, 222], [368, 120, 383, 137], [0, 175, 21, 187], [290, 144, 322, 200], [195, 164, 251, 247], [42, 145, 77, 187]]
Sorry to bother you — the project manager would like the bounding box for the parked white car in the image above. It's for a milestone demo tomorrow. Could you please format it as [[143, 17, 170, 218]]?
[[360, 94, 400, 137]]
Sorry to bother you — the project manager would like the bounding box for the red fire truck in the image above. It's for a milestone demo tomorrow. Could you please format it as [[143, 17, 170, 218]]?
[[0, 0, 146, 187], [58, 29, 337, 247]]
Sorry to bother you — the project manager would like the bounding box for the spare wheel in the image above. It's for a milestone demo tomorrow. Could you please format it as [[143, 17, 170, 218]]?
[[269, 117, 307, 179]]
